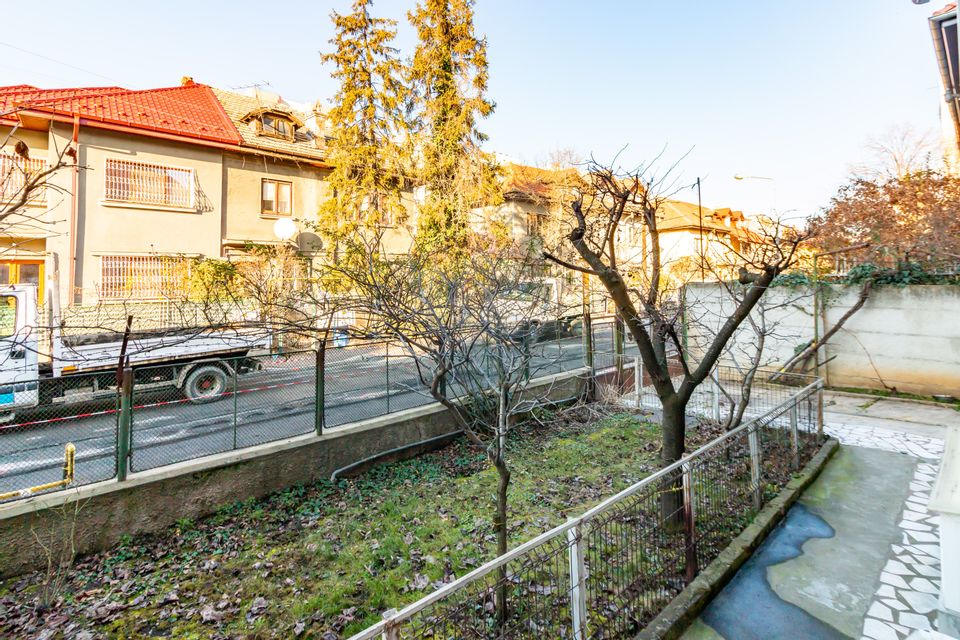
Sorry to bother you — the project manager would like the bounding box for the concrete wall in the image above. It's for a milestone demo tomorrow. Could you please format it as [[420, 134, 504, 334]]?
[[685, 282, 960, 397], [0, 370, 585, 578]]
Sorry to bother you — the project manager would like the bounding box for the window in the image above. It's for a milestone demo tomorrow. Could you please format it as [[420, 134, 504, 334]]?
[[259, 114, 293, 140], [99, 255, 190, 300], [0, 261, 45, 305], [0, 296, 16, 338], [104, 158, 195, 209], [526, 212, 545, 238], [261, 179, 292, 216], [1, 153, 47, 204]]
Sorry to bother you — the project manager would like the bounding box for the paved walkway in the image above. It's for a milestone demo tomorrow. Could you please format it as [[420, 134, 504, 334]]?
[[682, 392, 959, 640]]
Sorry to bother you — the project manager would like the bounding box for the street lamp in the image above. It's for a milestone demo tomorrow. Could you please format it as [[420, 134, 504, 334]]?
[[733, 174, 777, 214]]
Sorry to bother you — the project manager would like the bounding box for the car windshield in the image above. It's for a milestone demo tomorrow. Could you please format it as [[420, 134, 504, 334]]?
[[504, 283, 550, 303], [0, 296, 16, 338]]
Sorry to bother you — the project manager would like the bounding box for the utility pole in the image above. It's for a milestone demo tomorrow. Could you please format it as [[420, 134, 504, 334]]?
[[696, 177, 704, 280]]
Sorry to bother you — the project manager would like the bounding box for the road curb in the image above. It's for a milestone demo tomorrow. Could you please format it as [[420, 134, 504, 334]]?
[[635, 437, 841, 640]]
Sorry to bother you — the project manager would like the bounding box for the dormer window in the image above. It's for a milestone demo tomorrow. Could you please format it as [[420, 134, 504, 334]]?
[[260, 113, 293, 139]]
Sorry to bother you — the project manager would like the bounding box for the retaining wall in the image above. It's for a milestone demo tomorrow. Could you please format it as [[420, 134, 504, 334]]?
[[0, 370, 586, 578]]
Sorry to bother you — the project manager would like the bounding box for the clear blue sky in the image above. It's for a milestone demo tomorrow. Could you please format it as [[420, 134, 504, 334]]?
[[0, 0, 945, 219]]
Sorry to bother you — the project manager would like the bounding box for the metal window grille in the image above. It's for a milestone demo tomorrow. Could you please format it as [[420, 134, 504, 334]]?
[[104, 158, 195, 208], [99, 255, 190, 300], [0, 153, 47, 203]]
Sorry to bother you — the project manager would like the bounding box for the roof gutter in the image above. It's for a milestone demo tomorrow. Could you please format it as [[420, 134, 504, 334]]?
[[17, 109, 243, 151], [21, 108, 330, 168]]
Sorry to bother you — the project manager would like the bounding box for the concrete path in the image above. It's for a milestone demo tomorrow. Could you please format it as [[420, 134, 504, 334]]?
[[682, 392, 957, 640]]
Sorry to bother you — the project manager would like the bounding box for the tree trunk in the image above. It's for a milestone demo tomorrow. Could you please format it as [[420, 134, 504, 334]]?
[[659, 396, 687, 528]]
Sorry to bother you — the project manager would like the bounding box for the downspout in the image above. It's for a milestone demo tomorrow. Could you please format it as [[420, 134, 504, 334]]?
[[68, 115, 79, 305], [929, 14, 960, 153]]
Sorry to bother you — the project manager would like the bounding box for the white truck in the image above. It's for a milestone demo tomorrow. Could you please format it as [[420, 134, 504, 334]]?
[[0, 280, 271, 418]]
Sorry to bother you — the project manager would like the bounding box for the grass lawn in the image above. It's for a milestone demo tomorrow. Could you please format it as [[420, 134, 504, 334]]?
[[0, 407, 728, 639]]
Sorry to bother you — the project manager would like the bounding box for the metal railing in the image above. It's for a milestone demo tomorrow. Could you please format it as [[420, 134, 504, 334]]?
[[103, 158, 195, 209], [348, 377, 824, 640], [0, 324, 593, 502]]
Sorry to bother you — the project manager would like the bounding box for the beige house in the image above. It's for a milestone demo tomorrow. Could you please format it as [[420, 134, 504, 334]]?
[[482, 163, 759, 284], [0, 81, 349, 327], [0, 82, 240, 313], [212, 87, 329, 259]]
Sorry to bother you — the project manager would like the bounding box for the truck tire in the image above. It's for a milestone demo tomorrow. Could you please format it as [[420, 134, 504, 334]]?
[[183, 365, 228, 404]]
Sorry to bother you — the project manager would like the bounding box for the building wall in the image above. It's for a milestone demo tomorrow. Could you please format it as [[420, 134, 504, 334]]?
[[685, 282, 960, 397], [50, 124, 224, 305], [0, 125, 60, 258], [221, 152, 327, 250]]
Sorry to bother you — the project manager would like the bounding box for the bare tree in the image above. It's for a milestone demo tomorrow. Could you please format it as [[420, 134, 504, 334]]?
[[1, 125, 76, 235], [851, 125, 939, 180], [328, 229, 575, 623], [544, 159, 805, 518]]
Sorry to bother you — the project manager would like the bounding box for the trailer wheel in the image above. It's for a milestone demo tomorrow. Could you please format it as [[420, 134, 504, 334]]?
[[183, 365, 228, 404]]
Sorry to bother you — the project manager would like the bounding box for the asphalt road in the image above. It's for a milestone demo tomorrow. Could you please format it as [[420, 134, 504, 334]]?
[[0, 326, 639, 497]]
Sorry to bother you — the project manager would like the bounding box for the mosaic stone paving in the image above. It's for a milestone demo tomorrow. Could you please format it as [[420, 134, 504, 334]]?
[[825, 421, 946, 640]]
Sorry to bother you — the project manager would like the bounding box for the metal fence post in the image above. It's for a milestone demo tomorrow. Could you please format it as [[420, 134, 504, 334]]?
[[116, 367, 133, 482], [748, 424, 763, 511], [816, 384, 824, 439], [682, 460, 698, 584], [790, 399, 800, 470], [712, 373, 722, 423], [232, 365, 238, 450], [634, 357, 642, 408], [381, 609, 399, 640], [613, 313, 625, 390], [315, 344, 325, 436], [567, 524, 588, 639], [385, 342, 391, 414]]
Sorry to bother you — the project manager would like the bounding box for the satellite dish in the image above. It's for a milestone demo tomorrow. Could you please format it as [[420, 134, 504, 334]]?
[[273, 217, 297, 241]]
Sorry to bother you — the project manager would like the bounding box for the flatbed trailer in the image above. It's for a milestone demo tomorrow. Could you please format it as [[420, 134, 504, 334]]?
[[0, 280, 272, 418]]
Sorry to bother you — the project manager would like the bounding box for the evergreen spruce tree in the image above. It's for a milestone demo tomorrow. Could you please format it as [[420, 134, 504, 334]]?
[[319, 0, 409, 258], [408, 0, 500, 249]]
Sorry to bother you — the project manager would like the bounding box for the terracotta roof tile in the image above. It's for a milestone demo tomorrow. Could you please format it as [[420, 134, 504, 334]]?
[[934, 3, 957, 17], [0, 83, 242, 146]]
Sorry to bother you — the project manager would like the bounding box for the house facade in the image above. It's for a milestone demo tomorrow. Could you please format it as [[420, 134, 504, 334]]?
[[484, 163, 760, 284], [0, 80, 344, 327]]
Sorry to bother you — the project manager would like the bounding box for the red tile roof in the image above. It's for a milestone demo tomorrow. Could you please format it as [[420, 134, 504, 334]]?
[[934, 3, 957, 17], [0, 83, 242, 146]]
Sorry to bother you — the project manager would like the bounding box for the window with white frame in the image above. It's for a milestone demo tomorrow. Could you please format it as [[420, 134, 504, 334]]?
[[1, 152, 47, 203], [104, 158, 195, 208], [99, 255, 190, 300]]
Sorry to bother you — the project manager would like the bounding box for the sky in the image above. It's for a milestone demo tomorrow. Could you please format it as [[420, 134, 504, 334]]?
[[0, 0, 946, 220]]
